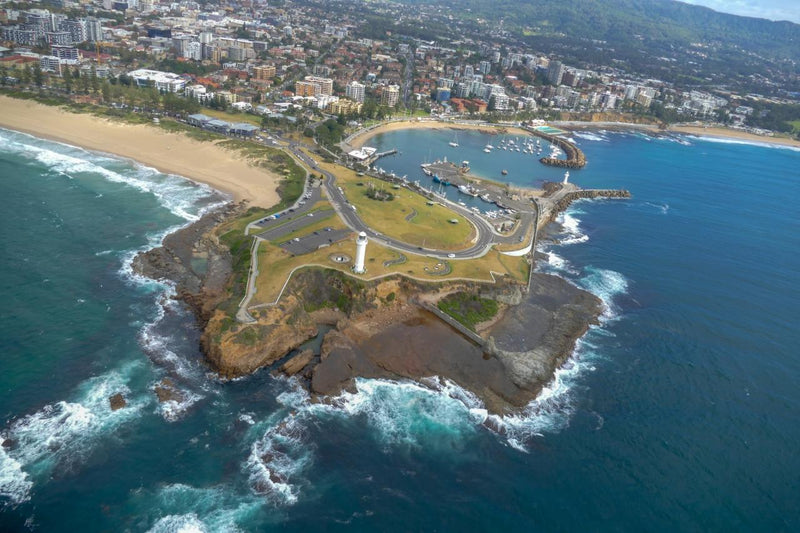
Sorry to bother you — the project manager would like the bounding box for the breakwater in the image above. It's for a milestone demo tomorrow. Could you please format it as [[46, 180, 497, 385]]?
[[524, 127, 587, 169], [541, 188, 631, 225]]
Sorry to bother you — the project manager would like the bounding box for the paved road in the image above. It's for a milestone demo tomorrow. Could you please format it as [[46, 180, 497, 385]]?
[[255, 208, 334, 241], [286, 141, 507, 260]]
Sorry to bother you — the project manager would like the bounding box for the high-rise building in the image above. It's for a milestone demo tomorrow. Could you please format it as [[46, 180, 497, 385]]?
[[253, 65, 276, 81], [479, 60, 491, 75], [60, 19, 86, 43], [381, 85, 400, 107], [345, 81, 365, 103], [227, 46, 246, 61], [45, 31, 72, 45], [83, 17, 103, 42], [185, 41, 202, 61], [39, 55, 61, 74], [52, 45, 79, 62], [296, 76, 333, 96], [547, 61, 565, 86]]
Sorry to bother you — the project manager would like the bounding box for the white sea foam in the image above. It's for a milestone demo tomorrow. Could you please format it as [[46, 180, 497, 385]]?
[[690, 134, 800, 152], [0, 446, 33, 506], [557, 211, 589, 245], [146, 483, 264, 533], [578, 267, 629, 321], [645, 201, 670, 214], [492, 335, 600, 451], [573, 132, 608, 142], [148, 514, 208, 533], [0, 128, 228, 222], [316, 378, 480, 448], [0, 364, 151, 504], [245, 414, 312, 505]]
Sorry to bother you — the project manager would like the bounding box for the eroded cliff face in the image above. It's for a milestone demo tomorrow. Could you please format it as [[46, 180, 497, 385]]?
[[202, 295, 319, 378], [135, 205, 604, 415]]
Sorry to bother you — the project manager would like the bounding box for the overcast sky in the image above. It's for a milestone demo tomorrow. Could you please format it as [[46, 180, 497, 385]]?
[[678, 0, 800, 23]]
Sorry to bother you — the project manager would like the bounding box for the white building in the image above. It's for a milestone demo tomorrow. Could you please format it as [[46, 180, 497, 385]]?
[[128, 69, 187, 92], [345, 81, 365, 103], [354, 232, 368, 274]]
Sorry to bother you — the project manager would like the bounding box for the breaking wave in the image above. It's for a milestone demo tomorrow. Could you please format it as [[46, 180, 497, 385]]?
[[0, 128, 228, 222], [573, 131, 608, 142], [144, 483, 267, 533], [0, 363, 152, 507], [689, 134, 800, 152]]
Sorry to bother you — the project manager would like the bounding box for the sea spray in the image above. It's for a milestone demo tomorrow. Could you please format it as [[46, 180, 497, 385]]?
[[0, 363, 152, 504]]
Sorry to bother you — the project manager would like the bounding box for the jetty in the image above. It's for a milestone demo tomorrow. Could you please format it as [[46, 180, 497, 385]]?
[[524, 126, 587, 169], [537, 181, 631, 224]]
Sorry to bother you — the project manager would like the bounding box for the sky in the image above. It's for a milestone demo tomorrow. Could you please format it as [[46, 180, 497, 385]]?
[[678, 0, 800, 23]]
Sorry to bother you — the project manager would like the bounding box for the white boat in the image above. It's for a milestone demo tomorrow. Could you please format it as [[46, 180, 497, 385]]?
[[484, 148, 491, 153], [485, 144, 494, 149], [449, 132, 459, 147]]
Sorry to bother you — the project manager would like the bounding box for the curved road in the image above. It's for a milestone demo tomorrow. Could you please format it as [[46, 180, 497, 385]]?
[[286, 141, 507, 260]]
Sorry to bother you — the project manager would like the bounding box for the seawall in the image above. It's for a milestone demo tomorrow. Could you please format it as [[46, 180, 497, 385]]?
[[524, 127, 587, 169]]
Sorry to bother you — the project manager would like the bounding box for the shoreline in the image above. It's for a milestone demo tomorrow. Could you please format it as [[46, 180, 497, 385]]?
[[346, 119, 533, 149], [346, 117, 800, 150], [0, 95, 282, 208], [667, 125, 800, 149]]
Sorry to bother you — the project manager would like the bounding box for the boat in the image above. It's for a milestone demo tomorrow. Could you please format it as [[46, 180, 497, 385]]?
[[449, 132, 459, 147], [485, 144, 494, 150], [458, 184, 479, 197], [479, 193, 493, 203], [501, 169, 508, 175], [484, 148, 491, 153]]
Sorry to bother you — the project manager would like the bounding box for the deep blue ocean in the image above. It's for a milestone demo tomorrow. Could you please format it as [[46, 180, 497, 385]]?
[[1, 125, 798, 531]]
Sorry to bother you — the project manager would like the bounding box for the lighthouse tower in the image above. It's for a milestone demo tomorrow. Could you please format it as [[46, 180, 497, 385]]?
[[354, 232, 368, 274]]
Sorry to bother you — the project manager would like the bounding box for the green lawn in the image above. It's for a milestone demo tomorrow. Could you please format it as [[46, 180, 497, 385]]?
[[319, 162, 475, 250], [201, 108, 262, 127]]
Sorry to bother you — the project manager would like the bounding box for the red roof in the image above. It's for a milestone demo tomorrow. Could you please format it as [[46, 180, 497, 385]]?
[[0, 55, 39, 63]]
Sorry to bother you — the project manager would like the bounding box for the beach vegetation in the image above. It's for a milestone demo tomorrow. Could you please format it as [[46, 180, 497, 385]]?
[[437, 292, 499, 331]]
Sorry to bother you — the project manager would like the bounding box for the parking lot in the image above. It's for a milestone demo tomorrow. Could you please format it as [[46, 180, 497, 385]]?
[[255, 208, 335, 241], [279, 228, 352, 255]]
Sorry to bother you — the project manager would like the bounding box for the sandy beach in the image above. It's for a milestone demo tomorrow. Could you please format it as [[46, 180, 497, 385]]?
[[668, 125, 800, 148], [347, 117, 800, 150], [0, 95, 282, 207], [347, 119, 532, 148]]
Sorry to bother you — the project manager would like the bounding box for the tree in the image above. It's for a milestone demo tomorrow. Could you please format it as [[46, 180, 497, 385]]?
[[81, 70, 90, 94], [63, 67, 73, 93], [0, 66, 8, 87], [90, 66, 99, 93], [33, 65, 44, 88], [101, 80, 111, 102]]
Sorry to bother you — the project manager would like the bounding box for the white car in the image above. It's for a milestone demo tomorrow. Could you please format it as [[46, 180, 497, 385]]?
[[447, 253, 455, 258]]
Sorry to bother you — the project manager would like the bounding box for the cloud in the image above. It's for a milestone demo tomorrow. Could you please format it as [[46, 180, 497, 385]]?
[[679, 0, 800, 23]]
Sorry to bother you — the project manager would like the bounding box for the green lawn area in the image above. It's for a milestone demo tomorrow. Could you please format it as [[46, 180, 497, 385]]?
[[201, 108, 262, 127], [318, 161, 475, 250], [789, 120, 800, 133]]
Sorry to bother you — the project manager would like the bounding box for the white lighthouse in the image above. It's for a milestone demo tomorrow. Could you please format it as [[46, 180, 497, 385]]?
[[354, 231, 368, 274]]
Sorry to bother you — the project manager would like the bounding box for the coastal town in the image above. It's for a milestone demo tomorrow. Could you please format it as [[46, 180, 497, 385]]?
[[0, 0, 796, 397], [1, 0, 800, 530], [1, 0, 799, 144]]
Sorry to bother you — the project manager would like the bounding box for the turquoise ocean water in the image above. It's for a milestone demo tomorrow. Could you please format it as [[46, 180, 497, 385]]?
[[0, 125, 798, 531]]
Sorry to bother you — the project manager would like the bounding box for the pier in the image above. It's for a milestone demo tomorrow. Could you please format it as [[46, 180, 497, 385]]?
[[524, 126, 587, 169]]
